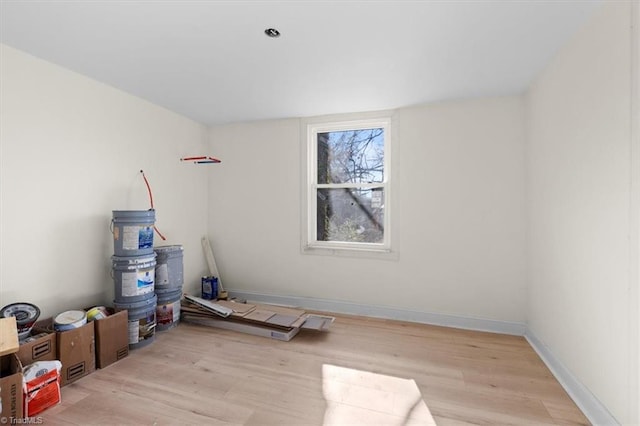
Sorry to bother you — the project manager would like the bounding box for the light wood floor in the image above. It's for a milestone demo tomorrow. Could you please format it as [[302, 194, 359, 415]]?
[[45, 313, 589, 425]]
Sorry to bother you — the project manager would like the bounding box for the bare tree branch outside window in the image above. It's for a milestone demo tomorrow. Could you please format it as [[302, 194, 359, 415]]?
[[317, 128, 385, 243]]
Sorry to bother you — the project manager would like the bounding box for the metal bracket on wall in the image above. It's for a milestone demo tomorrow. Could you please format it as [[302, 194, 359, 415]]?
[[180, 156, 221, 164]]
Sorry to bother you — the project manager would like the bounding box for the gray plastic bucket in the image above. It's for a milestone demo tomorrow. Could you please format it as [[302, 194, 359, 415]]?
[[112, 254, 156, 303], [155, 287, 182, 331], [154, 245, 184, 289], [112, 210, 155, 257], [114, 295, 157, 350]]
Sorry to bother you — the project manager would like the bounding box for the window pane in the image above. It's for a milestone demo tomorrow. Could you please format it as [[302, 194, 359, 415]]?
[[317, 128, 384, 184], [317, 188, 384, 243]]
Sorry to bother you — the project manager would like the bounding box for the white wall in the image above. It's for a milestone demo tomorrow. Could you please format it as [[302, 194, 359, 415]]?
[[0, 44, 210, 318], [208, 96, 526, 323], [526, 2, 637, 424]]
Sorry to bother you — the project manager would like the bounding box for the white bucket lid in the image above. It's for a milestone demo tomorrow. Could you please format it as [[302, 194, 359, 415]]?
[[54, 310, 87, 326]]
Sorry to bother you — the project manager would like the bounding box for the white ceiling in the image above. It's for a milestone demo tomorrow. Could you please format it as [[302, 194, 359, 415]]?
[[0, 0, 602, 126]]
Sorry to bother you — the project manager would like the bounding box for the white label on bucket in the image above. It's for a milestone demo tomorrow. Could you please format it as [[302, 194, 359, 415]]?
[[156, 300, 180, 325], [128, 319, 139, 344], [138, 226, 153, 249], [173, 300, 181, 323], [157, 301, 174, 325], [123, 226, 141, 250], [122, 225, 154, 250], [139, 313, 156, 338], [121, 270, 154, 297], [137, 269, 154, 295], [155, 263, 169, 285]]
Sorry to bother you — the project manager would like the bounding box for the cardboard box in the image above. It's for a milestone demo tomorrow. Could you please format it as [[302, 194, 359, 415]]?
[[58, 321, 95, 386], [183, 315, 302, 341], [16, 330, 56, 366], [36, 319, 95, 386], [23, 360, 61, 416], [0, 317, 19, 356], [181, 298, 334, 342], [94, 309, 129, 369], [0, 353, 24, 421]]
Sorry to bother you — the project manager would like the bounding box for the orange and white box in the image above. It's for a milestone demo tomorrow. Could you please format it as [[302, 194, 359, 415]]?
[[22, 360, 62, 416]]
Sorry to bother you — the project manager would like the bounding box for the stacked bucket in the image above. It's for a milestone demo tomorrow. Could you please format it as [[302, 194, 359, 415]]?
[[111, 210, 157, 349], [153, 245, 184, 331]]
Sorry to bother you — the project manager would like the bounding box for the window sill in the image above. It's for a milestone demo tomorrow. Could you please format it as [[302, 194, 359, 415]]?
[[302, 244, 399, 261]]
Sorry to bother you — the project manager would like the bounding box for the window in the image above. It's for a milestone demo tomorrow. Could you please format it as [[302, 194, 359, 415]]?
[[303, 115, 393, 254]]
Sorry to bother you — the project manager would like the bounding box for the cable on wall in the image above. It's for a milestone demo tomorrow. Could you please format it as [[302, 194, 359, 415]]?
[[140, 170, 166, 241]]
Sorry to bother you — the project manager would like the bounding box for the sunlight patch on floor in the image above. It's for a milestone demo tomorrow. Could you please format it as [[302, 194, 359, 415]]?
[[322, 364, 437, 426]]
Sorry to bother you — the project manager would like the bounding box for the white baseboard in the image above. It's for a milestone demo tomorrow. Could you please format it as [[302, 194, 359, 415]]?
[[227, 290, 526, 335], [524, 331, 618, 425], [228, 289, 618, 425]]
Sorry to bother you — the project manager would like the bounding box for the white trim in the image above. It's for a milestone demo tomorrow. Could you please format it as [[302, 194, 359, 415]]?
[[525, 331, 619, 426], [227, 290, 526, 335], [629, 1, 640, 424], [316, 183, 384, 189]]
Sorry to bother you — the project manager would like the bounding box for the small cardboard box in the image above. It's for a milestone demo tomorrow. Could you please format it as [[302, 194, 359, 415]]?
[[94, 309, 129, 369], [0, 353, 24, 421], [36, 319, 95, 386], [16, 330, 57, 366]]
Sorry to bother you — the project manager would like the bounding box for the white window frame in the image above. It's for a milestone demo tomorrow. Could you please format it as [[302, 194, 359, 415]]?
[[301, 111, 397, 258]]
